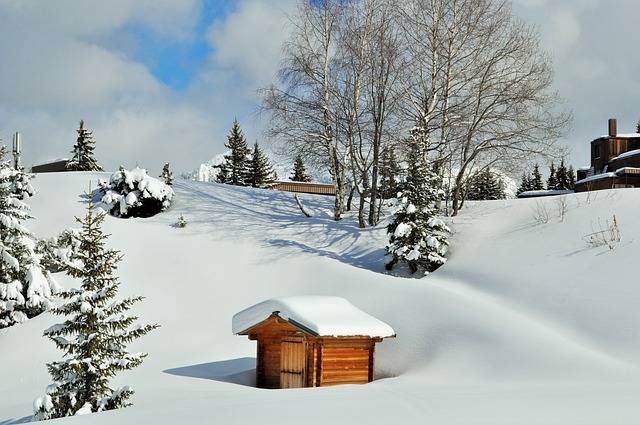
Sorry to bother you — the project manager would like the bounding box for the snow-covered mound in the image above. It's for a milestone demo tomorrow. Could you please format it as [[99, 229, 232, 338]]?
[[1, 172, 639, 424], [232, 296, 395, 337]]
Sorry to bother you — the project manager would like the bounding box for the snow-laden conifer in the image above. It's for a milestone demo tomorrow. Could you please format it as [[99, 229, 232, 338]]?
[[159, 162, 173, 186], [10, 166, 35, 199], [531, 164, 545, 191], [547, 162, 558, 190], [217, 119, 251, 186], [95, 167, 174, 218], [0, 147, 58, 328], [67, 120, 103, 172], [465, 169, 506, 201], [248, 143, 275, 188], [34, 201, 158, 420], [385, 129, 450, 274], [290, 155, 311, 182], [380, 147, 401, 200]]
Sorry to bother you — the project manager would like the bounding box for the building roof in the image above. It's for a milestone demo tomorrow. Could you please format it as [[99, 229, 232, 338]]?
[[232, 296, 396, 338], [612, 149, 640, 162], [597, 133, 640, 140], [32, 158, 69, 167]]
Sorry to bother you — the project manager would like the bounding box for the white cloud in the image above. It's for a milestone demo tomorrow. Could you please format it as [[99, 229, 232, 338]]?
[[207, 0, 297, 87]]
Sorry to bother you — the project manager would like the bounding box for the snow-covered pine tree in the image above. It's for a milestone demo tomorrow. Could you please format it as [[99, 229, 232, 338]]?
[[217, 119, 250, 186], [385, 128, 450, 274], [66, 120, 103, 172], [636, 118, 640, 134], [568, 165, 576, 190], [34, 201, 158, 420], [531, 164, 544, 191], [555, 159, 570, 190], [248, 142, 275, 188], [159, 162, 173, 186], [465, 169, 506, 200], [380, 147, 401, 199], [10, 165, 35, 199], [290, 155, 311, 182], [547, 162, 558, 190], [0, 147, 58, 328], [517, 172, 532, 195]]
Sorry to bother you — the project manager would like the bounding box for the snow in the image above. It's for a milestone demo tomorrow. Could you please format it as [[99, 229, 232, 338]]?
[[600, 133, 640, 139], [232, 296, 395, 338], [517, 189, 574, 198], [575, 172, 617, 185], [612, 149, 640, 161], [1, 172, 640, 424]]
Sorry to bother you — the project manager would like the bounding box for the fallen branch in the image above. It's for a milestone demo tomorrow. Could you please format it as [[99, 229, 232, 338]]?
[[294, 194, 313, 218]]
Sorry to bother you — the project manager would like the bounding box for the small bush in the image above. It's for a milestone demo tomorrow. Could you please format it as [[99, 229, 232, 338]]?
[[94, 167, 174, 218], [583, 215, 621, 250]]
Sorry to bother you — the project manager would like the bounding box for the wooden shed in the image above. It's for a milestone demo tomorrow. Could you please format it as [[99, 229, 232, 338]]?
[[232, 296, 395, 389]]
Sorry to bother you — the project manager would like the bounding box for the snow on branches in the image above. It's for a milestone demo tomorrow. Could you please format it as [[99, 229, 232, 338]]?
[[94, 167, 174, 218], [34, 201, 158, 420], [0, 146, 58, 328], [385, 130, 450, 275]]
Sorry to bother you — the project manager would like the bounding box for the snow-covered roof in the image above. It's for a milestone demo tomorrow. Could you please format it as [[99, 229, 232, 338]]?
[[612, 149, 640, 162], [232, 296, 395, 338], [576, 172, 617, 185], [517, 190, 573, 198], [32, 158, 69, 167], [578, 166, 593, 171], [599, 133, 640, 139]]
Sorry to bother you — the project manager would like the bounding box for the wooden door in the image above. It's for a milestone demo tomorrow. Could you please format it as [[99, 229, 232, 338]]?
[[280, 339, 305, 388]]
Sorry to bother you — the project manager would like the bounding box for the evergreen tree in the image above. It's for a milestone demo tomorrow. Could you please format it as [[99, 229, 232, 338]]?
[[547, 162, 558, 190], [0, 147, 58, 328], [555, 159, 570, 190], [66, 120, 102, 172], [290, 155, 311, 182], [531, 163, 544, 191], [465, 169, 506, 201], [385, 128, 450, 274], [636, 118, 640, 134], [217, 119, 250, 186], [34, 201, 158, 420], [568, 165, 576, 190], [517, 172, 532, 195], [380, 147, 401, 199], [159, 162, 173, 186], [248, 142, 275, 188]]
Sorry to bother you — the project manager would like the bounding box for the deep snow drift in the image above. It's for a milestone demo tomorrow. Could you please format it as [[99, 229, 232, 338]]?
[[1, 172, 639, 425]]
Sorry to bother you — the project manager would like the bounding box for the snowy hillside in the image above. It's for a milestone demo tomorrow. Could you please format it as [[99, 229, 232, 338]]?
[[1, 172, 640, 424]]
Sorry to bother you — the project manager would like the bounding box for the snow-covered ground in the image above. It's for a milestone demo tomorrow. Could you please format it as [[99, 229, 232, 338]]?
[[1, 172, 639, 424]]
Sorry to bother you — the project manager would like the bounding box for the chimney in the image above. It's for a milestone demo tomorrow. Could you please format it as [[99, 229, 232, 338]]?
[[608, 118, 617, 137], [12, 132, 21, 169]]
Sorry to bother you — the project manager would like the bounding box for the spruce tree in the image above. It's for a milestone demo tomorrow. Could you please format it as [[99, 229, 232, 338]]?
[[218, 119, 250, 186], [380, 147, 401, 199], [636, 118, 640, 134], [0, 147, 58, 328], [34, 201, 158, 420], [547, 162, 558, 190], [531, 164, 544, 191], [385, 128, 450, 274], [466, 169, 506, 200], [248, 142, 275, 188], [66, 120, 103, 172], [160, 162, 173, 186], [517, 172, 532, 195], [568, 165, 576, 190], [555, 159, 570, 190], [291, 155, 311, 182]]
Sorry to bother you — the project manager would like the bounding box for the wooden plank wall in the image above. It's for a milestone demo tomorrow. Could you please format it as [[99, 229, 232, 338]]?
[[319, 343, 372, 386], [272, 181, 336, 196]]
